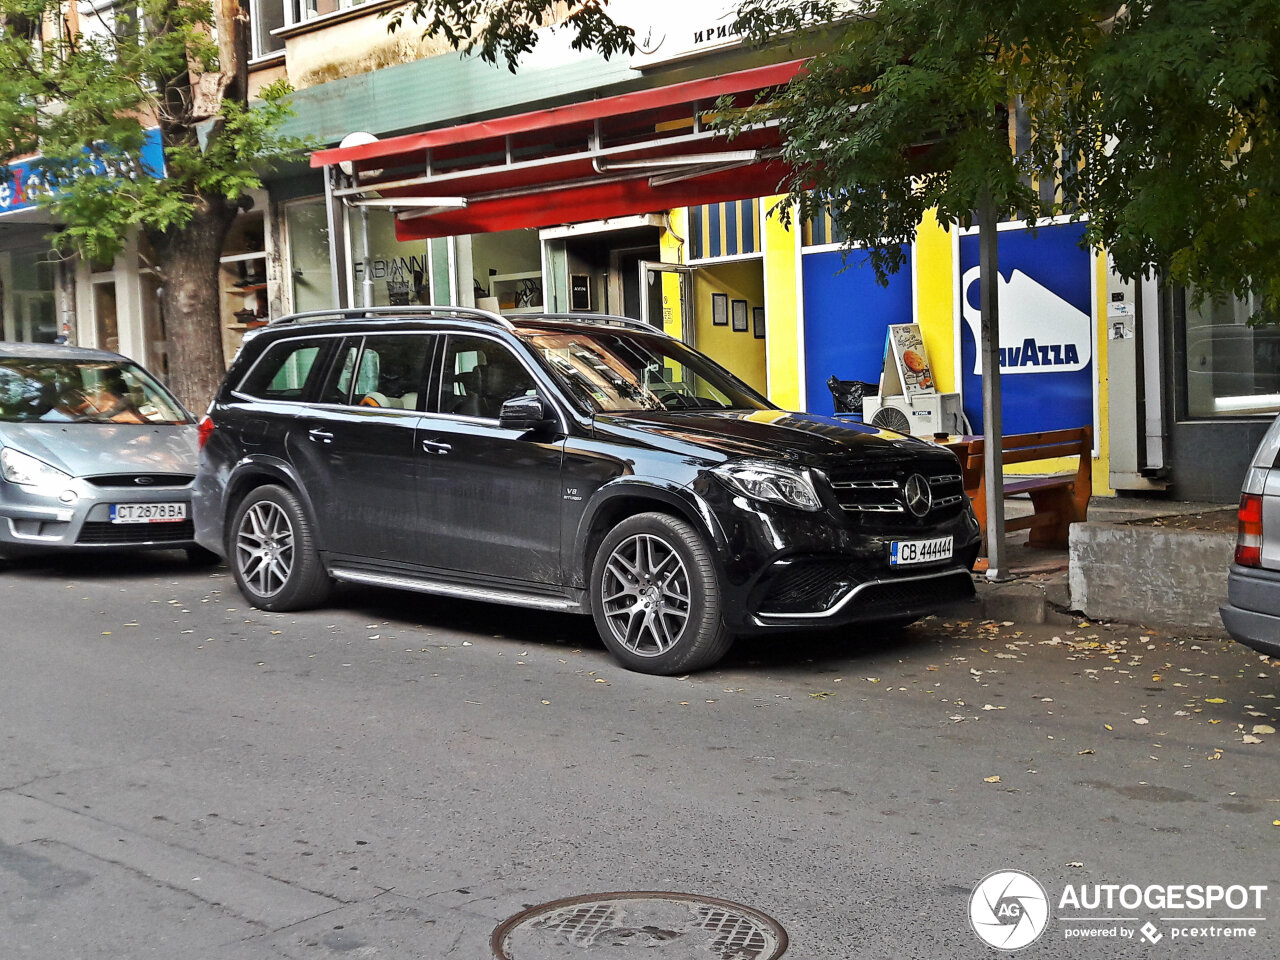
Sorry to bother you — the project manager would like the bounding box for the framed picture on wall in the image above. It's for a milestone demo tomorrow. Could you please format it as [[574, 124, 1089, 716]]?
[[753, 306, 766, 339], [731, 299, 749, 332], [711, 293, 729, 326]]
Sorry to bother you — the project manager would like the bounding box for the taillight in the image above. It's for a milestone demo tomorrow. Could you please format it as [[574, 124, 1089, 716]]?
[[1235, 493, 1263, 567], [197, 415, 216, 450]]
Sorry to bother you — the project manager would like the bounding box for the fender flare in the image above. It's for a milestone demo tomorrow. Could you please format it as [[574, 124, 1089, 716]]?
[[572, 477, 727, 585], [223, 456, 328, 551]]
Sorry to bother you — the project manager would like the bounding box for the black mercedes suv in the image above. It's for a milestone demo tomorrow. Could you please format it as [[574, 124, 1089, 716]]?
[[194, 307, 980, 674]]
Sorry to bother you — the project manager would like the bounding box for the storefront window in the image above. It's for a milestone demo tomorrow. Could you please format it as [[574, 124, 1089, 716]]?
[[470, 229, 541, 313], [1, 247, 58, 344], [1183, 289, 1280, 418], [93, 281, 119, 353], [349, 207, 432, 307], [285, 198, 334, 314]]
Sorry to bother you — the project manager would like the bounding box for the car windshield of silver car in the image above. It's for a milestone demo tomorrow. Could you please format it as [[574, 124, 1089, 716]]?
[[0, 359, 188, 425]]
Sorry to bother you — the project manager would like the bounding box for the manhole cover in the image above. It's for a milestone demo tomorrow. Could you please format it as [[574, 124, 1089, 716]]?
[[491, 891, 788, 959]]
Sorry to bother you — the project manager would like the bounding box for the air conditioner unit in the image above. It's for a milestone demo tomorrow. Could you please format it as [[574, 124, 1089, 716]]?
[[863, 392, 966, 437]]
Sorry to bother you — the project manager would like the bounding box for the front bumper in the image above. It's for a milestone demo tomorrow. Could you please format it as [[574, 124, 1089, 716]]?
[[0, 476, 197, 554], [695, 477, 982, 633], [1221, 564, 1280, 656]]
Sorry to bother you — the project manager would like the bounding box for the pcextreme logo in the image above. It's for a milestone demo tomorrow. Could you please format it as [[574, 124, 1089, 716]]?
[[970, 870, 1051, 950]]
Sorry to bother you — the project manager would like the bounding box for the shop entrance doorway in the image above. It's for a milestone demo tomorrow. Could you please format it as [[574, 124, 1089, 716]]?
[[556, 224, 662, 321], [686, 258, 768, 396], [546, 224, 768, 396]]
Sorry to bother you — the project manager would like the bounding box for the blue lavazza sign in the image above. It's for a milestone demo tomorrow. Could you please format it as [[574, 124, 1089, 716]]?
[[958, 221, 1095, 435], [0, 127, 166, 214]]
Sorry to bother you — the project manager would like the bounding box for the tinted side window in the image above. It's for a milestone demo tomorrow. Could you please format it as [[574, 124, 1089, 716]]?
[[323, 334, 433, 410], [437, 335, 537, 419], [240, 340, 330, 400], [317, 337, 361, 405]]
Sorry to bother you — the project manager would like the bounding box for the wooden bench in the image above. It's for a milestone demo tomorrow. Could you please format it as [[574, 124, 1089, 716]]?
[[956, 427, 1093, 549]]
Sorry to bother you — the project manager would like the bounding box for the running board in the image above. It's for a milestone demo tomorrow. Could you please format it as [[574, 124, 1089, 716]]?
[[329, 566, 588, 614]]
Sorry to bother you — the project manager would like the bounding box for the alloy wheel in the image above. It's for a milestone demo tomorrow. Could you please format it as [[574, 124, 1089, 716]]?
[[600, 533, 692, 657], [235, 500, 295, 598]]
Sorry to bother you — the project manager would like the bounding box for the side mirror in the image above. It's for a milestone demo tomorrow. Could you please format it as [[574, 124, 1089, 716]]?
[[498, 394, 557, 432]]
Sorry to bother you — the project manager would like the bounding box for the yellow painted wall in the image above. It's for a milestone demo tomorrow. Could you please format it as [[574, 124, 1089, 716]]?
[[690, 261, 767, 393], [1092, 250, 1113, 494], [912, 210, 958, 395], [659, 215, 686, 339], [761, 197, 802, 409]]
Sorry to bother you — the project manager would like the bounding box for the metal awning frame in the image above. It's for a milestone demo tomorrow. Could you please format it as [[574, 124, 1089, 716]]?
[[331, 117, 786, 210]]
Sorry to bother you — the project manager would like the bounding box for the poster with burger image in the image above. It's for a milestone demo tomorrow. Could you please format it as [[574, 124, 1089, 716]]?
[[881, 323, 937, 398]]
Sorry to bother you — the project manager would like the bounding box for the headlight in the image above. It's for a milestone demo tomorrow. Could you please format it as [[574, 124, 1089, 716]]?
[[0, 447, 72, 489], [711, 459, 823, 511]]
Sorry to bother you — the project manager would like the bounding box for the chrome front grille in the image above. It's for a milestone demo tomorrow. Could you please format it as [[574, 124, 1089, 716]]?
[[86, 474, 194, 487], [828, 468, 966, 518]]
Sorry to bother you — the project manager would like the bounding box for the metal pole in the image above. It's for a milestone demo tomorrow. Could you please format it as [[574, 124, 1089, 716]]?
[[323, 166, 351, 308], [359, 204, 374, 309], [978, 186, 1008, 581]]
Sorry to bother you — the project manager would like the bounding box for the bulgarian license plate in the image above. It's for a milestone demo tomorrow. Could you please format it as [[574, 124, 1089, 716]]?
[[890, 535, 953, 566], [109, 502, 187, 524]]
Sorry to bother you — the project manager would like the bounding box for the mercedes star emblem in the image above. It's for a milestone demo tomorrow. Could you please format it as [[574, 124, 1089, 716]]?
[[904, 474, 932, 517]]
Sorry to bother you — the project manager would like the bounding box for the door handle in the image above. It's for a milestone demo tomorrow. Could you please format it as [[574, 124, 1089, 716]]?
[[308, 428, 334, 444], [421, 439, 452, 455]]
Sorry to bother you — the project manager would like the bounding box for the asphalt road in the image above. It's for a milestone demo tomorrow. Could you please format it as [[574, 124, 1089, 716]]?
[[1, 551, 1277, 959]]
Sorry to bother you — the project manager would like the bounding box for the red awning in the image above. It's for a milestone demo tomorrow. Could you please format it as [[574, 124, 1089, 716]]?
[[310, 59, 807, 240]]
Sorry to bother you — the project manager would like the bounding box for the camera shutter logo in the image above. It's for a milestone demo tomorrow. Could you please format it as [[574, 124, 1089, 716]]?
[[970, 870, 1050, 950]]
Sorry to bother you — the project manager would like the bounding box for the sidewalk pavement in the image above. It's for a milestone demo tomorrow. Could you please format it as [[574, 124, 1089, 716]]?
[[957, 493, 1235, 634]]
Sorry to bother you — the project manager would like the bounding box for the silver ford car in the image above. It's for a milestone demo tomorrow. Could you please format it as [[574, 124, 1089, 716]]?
[[0, 342, 211, 562]]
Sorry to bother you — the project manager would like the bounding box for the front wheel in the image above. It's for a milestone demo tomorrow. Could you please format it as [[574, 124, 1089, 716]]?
[[228, 485, 330, 611], [590, 512, 733, 675]]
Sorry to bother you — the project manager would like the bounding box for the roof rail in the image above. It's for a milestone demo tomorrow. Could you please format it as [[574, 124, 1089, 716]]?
[[517, 312, 675, 338], [270, 305, 517, 331]]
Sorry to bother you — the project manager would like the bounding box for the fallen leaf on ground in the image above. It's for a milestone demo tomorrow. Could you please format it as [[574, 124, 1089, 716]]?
[[984, 776, 1002, 783], [1132, 717, 1150, 725], [1253, 725, 1276, 735]]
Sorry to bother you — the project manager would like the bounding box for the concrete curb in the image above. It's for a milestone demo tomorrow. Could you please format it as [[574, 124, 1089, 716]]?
[[1068, 521, 1233, 633], [941, 572, 1074, 625]]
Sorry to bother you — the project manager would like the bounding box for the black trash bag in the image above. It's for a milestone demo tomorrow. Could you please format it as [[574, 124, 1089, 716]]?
[[827, 375, 878, 414]]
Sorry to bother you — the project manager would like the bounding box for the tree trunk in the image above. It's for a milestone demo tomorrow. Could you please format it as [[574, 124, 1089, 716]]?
[[153, 198, 237, 414]]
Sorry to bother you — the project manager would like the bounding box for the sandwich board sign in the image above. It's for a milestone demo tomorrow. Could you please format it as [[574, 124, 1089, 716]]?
[[879, 323, 937, 401]]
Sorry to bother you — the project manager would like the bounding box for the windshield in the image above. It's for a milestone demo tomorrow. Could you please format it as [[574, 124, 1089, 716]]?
[[0, 357, 190, 424], [521, 327, 773, 414]]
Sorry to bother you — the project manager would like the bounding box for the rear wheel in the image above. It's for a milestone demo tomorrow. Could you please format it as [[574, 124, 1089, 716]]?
[[228, 485, 330, 611], [590, 512, 733, 675]]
